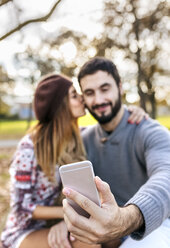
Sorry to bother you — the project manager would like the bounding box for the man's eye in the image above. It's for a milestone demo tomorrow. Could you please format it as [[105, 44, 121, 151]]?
[[85, 91, 93, 96], [101, 87, 109, 92]]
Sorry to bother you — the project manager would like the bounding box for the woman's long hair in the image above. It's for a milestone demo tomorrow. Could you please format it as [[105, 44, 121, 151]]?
[[29, 94, 86, 181]]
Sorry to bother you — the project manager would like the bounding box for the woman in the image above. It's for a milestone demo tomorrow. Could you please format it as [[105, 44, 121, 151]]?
[[1, 74, 147, 248]]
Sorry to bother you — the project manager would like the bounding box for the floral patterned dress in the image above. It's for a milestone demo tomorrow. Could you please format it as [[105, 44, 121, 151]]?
[[1, 135, 61, 248]]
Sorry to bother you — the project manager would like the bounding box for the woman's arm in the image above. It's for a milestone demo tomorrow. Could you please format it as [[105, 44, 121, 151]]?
[[32, 205, 64, 220]]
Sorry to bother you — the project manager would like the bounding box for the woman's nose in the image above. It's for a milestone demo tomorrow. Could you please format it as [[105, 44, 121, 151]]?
[[79, 94, 84, 103]]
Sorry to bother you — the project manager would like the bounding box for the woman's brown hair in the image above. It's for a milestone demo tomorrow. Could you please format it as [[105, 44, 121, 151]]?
[[29, 94, 86, 181]]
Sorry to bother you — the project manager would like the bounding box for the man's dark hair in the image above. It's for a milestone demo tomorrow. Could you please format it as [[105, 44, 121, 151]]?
[[78, 57, 121, 86]]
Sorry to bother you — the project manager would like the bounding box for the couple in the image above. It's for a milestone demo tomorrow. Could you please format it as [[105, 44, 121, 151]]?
[[1, 57, 170, 248]]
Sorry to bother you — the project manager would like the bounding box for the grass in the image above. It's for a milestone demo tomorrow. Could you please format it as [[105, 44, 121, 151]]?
[[157, 116, 170, 130], [0, 154, 9, 160], [0, 120, 36, 139], [0, 114, 170, 140], [78, 113, 97, 126]]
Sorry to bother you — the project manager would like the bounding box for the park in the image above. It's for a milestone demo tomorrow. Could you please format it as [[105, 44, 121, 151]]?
[[0, 0, 170, 247]]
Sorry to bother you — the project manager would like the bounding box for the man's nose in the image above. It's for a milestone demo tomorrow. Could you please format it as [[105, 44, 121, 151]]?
[[94, 92, 103, 105]]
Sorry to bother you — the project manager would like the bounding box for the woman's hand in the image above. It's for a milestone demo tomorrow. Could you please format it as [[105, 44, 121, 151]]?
[[127, 105, 149, 124], [48, 220, 72, 248]]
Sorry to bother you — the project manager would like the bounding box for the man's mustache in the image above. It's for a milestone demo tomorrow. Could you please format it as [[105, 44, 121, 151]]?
[[92, 102, 112, 110]]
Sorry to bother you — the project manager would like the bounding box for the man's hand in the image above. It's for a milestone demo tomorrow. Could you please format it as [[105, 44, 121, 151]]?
[[48, 220, 72, 248], [62, 177, 143, 245]]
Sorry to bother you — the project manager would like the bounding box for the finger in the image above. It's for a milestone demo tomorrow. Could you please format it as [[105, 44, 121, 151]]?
[[130, 112, 140, 123], [63, 199, 93, 231], [127, 105, 146, 124], [129, 111, 147, 124], [55, 234, 70, 248], [62, 187, 101, 217], [144, 113, 149, 120], [135, 113, 144, 124], [94, 176, 116, 206], [69, 234, 76, 242], [47, 231, 52, 247], [70, 231, 101, 245], [60, 230, 72, 248], [127, 111, 137, 123], [64, 211, 87, 235], [55, 225, 61, 248], [48, 228, 56, 248], [48, 230, 58, 248], [62, 238, 72, 248], [70, 233, 94, 245], [127, 105, 135, 113], [132, 112, 149, 124], [52, 230, 60, 248], [56, 223, 72, 248], [63, 200, 102, 243], [64, 214, 95, 244]]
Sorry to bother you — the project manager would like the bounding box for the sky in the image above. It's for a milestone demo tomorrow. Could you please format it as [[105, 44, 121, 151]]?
[[0, 0, 103, 74]]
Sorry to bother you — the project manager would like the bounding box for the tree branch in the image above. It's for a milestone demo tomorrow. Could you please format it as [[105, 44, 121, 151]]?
[[0, 0, 12, 7], [0, 0, 62, 41]]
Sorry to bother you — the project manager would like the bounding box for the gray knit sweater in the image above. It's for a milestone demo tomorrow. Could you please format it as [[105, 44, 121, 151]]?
[[82, 107, 170, 240]]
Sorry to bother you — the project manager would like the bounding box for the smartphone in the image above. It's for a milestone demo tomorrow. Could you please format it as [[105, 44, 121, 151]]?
[[59, 160, 101, 218]]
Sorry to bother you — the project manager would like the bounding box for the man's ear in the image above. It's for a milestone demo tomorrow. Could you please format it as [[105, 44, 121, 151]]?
[[119, 82, 123, 95]]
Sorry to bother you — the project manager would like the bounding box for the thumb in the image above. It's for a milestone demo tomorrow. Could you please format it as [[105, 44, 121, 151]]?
[[95, 176, 116, 205]]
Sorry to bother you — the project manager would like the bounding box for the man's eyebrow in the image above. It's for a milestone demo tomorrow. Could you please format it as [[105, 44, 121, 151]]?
[[83, 88, 93, 93], [83, 83, 111, 93], [100, 82, 110, 88]]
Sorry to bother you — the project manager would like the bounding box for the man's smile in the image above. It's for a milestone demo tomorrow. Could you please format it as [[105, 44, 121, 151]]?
[[92, 103, 112, 114]]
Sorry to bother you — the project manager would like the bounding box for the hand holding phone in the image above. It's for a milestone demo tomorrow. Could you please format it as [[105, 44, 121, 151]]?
[[59, 160, 101, 217]]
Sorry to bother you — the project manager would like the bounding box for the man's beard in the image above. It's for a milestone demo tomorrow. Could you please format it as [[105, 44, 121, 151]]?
[[86, 94, 122, 124]]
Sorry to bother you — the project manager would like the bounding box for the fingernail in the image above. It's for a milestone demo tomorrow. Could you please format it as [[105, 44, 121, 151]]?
[[128, 120, 134, 124], [63, 188, 71, 196], [70, 235, 75, 241], [136, 121, 139, 125]]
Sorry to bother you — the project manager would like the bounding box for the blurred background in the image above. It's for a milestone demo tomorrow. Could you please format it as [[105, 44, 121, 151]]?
[[0, 0, 170, 240]]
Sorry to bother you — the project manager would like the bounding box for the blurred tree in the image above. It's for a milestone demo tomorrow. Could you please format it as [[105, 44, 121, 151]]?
[[0, 65, 14, 90], [0, 0, 62, 41], [46, 29, 91, 77], [91, 0, 170, 118], [14, 47, 58, 128], [0, 66, 14, 117], [0, 98, 10, 117], [0, 0, 12, 7], [40, 1, 170, 118], [1, 0, 169, 119], [0, 68, 11, 118], [0, 0, 64, 121]]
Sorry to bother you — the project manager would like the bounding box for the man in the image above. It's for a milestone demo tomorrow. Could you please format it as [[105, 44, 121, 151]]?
[[62, 57, 170, 247]]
